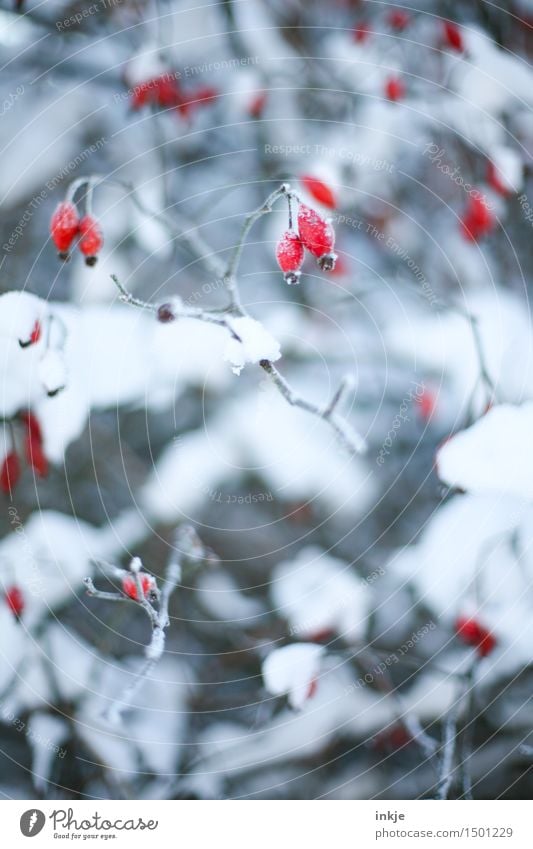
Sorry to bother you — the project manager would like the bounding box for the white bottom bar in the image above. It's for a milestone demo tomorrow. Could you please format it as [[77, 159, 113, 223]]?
[[2, 800, 531, 848]]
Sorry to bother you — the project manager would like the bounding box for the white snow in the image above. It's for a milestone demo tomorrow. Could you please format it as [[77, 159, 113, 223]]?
[[271, 546, 370, 642], [437, 403, 533, 500], [224, 315, 281, 375], [262, 643, 324, 709]]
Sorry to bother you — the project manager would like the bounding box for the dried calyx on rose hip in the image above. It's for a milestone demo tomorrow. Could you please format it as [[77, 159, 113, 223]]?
[[78, 215, 104, 266], [50, 201, 80, 261], [297, 204, 337, 271], [276, 230, 304, 284], [157, 303, 176, 323], [121, 572, 158, 601]]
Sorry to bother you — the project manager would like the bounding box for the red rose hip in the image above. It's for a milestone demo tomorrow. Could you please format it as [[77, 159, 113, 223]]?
[[78, 215, 103, 266], [50, 201, 79, 260], [297, 204, 337, 271], [276, 230, 304, 284]]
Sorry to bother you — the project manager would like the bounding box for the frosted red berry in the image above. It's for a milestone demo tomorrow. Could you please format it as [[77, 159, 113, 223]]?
[[300, 175, 337, 210], [122, 573, 157, 601], [0, 451, 21, 495], [50, 201, 79, 260], [455, 615, 497, 658], [297, 204, 337, 271], [276, 230, 304, 284], [5, 586, 24, 617], [385, 76, 405, 101], [78, 215, 103, 266]]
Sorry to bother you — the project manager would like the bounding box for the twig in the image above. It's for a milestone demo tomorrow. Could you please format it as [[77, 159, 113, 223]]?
[[110, 269, 366, 455], [437, 702, 461, 799], [222, 183, 294, 309], [259, 360, 366, 454], [85, 526, 212, 723]]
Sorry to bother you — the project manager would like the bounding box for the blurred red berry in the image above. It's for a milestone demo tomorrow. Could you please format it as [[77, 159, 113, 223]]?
[[385, 76, 406, 101], [416, 387, 437, 421], [0, 452, 21, 495], [297, 204, 337, 270], [455, 615, 497, 657], [30, 320, 42, 345], [130, 73, 182, 111], [122, 573, 157, 601], [300, 175, 337, 209], [50, 201, 79, 259], [460, 196, 495, 241], [276, 230, 304, 284], [78, 215, 103, 266], [388, 10, 410, 31], [487, 161, 513, 197], [5, 586, 24, 617], [306, 678, 318, 700], [248, 91, 267, 119], [353, 22, 370, 43], [21, 411, 48, 477], [443, 20, 463, 51]]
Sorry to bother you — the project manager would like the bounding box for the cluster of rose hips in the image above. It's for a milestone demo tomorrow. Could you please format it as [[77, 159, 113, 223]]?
[[0, 412, 49, 496], [129, 72, 218, 118], [50, 197, 103, 266], [276, 199, 337, 285]]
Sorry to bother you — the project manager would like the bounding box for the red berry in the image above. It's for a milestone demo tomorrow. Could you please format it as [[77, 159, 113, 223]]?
[[297, 204, 337, 270], [353, 22, 370, 43], [50, 201, 79, 259], [30, 320, 42, 345], [176, 85, 218, 118], [443, 20, 463, 51], [25, 437, 48, 477], [455, 615, 497, 658], [122, 573, 157, 601], [130, 81, 152, 110], [248, 91, 267, 119], [154, 73, 182, 108], [21, 411, 42, 442], [0, 451, 21, 495], [300, 175, 337, 209], [385, 76, 405, 101], [416, 388, 437, 421], [487, 161, 513, 197], [306, 678, 318, 700], [130, 74, 182, 111], [21, 411, 48, 477], [78, 215, 103, 266], [5, 586, 24, 618], [388, 10, 410, 31], [276, 230, 304, 284], [460, 196, 494, 241]]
